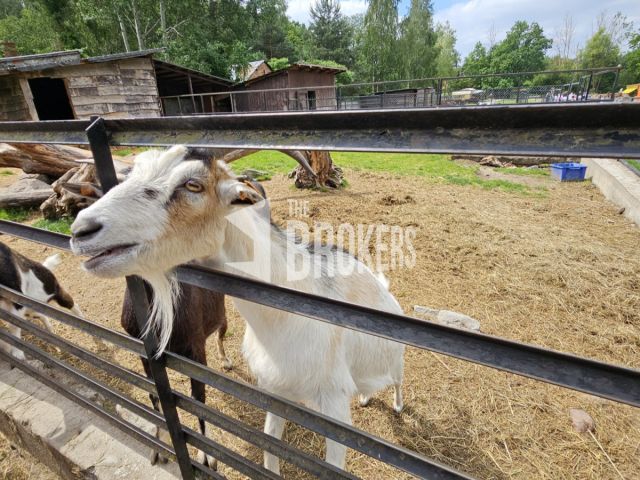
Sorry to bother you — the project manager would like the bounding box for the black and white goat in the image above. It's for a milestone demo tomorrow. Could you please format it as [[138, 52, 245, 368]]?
[[0, 241, 83, 360], [70, 146, 405, 473]]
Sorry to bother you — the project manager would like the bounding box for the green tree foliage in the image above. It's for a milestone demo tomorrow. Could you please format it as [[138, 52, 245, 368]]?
[[247, 0, 293, 59], [462, 21, 551, 87], [360, 0, 399, 83], [398, 0, 437, 79], [0, 4, 64, 54], [621, 30, 640, 84], [433, 21, 459, 77], [579, 28, 620, 69], [309, 0, 354, 68]]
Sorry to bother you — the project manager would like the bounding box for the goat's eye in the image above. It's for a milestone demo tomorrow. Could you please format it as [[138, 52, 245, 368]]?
[[184, 179, 204, 193]]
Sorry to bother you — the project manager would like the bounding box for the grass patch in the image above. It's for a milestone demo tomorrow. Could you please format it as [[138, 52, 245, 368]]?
[[0, 207, 34, 222], [113, 147, 147, 157], [32, 217, 73, 235], [627, 159, 640, 171], [233, 150, 535, 194], [0, 170, 14, 176], [496, 166, 549, 176]]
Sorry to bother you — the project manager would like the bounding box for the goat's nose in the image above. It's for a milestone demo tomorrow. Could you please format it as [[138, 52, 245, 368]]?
[[71, 219, 103, 240]]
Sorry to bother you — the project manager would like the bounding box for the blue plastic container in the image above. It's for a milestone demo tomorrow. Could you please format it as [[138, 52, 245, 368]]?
[[550, 162, 587, 182]]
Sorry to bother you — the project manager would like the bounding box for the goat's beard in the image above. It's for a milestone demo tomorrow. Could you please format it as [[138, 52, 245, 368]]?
[[141, 272, 180, 357]]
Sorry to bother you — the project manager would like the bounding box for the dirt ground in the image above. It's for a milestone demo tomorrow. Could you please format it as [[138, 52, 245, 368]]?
[[0, 167, 639, 479]]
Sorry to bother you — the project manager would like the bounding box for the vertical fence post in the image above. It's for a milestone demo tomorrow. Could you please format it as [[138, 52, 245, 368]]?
[[585, 73, 593, 101], [85, 117, 195, 480], [437, 78, 443, 105], [611, 67, 620, 101]]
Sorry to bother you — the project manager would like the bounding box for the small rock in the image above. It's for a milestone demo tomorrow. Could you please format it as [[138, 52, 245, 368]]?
[[617, 207, 626, 215], [413, 306, 481, 331], [569, 408, 595, 433]]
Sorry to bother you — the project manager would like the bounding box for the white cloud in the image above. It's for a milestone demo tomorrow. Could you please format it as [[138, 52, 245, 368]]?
[[287, 0, 367, 24], [434, 0, 640, 59]]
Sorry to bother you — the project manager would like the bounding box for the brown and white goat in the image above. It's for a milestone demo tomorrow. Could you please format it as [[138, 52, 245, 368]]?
[[62, 175, 233, 468], [70, 146, 405, 473], [0, 241, 83, 359]]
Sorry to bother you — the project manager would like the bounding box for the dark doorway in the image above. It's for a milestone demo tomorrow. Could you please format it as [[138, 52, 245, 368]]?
[[28, 77, 75, 120], [307, 90, 317, 110]]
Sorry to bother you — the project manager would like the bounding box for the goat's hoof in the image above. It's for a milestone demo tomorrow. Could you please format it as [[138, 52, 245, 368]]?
[[358, 394, 371, 407], [393, 403, 404, 414], [222, 358, 233, 371], [197, 450, 217, 470], [149, 451, 159, 465]]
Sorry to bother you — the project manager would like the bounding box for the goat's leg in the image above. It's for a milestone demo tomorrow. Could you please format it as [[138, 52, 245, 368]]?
[[191, 377, 217, 470], [263, 413, 286, 474], [216, 324, 232, 371], [391, 354, 404, 413], [1, 307, 25, 361], [314, 393, 351, 470]]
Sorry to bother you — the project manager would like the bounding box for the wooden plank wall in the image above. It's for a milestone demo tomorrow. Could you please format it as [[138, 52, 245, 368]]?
[[288, 71, 336, 110], [50, 57, 161, 119], [236, 73, 289, 112], [0, 76, 30, 121]]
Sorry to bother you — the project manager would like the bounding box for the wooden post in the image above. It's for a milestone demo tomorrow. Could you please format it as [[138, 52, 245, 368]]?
[[187, 75, 196, 113]]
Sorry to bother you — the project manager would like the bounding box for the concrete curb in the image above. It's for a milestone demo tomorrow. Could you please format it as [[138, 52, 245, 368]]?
[[0, 359, 179, 480], [582, 158, 640, 226]]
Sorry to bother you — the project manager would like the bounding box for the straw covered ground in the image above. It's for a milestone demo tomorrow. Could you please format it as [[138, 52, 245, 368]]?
[[0, 157, 638, 479]]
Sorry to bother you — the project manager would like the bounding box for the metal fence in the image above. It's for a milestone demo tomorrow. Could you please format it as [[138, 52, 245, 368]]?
[[160, 66, 622, 116], [0, 103, 639, 480]]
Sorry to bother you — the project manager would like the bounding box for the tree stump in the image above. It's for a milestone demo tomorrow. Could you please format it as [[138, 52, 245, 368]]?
[[40, 164, 97, 219], [290, 151, 344, 189]]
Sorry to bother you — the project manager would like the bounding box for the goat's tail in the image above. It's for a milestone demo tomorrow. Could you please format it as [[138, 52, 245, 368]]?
[[43, 253, 62, 271]]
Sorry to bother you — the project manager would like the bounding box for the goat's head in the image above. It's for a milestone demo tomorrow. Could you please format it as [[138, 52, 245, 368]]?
[[70, 145, 266, 279]]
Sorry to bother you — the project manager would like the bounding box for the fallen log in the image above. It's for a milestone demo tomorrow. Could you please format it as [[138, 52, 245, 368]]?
[[0, 189, 53, 208], [0, 143, 92, 177]]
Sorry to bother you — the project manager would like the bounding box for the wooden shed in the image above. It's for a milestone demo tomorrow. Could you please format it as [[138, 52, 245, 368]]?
[[234, 63, 345, 112], [0, 49, 233, 121]]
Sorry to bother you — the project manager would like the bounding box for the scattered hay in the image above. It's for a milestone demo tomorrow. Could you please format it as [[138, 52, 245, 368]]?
[[1, 167, 638, 479]]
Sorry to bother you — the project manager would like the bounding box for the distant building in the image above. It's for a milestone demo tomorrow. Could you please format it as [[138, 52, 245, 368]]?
[[233, 60, 272, 82], [0, 49, 232, 120], [233, 62, 345, 112]]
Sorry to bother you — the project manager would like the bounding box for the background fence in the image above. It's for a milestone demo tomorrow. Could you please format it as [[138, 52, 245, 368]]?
[[0, 103, 639, 479], [160, 66, 622, 116]]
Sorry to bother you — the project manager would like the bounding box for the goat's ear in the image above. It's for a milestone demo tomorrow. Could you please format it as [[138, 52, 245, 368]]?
[[221, 179, 265, 206], [60, 182, 104, 200]]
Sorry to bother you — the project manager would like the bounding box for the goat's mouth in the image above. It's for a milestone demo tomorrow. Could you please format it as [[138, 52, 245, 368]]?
[[83, 243, 139, 271]]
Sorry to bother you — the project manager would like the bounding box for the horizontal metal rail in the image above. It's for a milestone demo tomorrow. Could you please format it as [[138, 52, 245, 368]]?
[[184, 426, 281, 480], [175, 264, 640, 407], [2, 222, 639, 406], [174, 392, 357, 480], [0, 335, 173, 457], [0, 279, 145, 358], [0, 103, 637, 158], [166, 353, 470, 480], [0, 286, 154, 393], [0, 312, 164, 429]]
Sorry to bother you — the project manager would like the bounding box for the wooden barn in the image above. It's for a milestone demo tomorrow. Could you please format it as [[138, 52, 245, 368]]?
[[0, 49, 232, 121], [234, 63, 345, 112]]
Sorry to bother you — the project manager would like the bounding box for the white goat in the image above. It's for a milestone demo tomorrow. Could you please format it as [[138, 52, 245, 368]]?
[[70, 146, 405, 473]]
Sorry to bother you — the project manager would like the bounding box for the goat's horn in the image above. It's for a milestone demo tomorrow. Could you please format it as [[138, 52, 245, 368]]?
[[279, 150, 316, 179], [223, 148, 316, 179], [222, 149, 257, 163]]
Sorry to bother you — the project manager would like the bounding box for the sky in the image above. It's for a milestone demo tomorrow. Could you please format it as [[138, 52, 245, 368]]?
[[287, 0, 640, 58]]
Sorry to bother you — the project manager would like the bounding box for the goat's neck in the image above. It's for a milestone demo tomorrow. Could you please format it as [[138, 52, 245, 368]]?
[[204, 209, 293, 288]]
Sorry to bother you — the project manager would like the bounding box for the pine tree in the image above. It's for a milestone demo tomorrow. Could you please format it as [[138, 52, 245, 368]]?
[[309, 0, 354, 68]]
